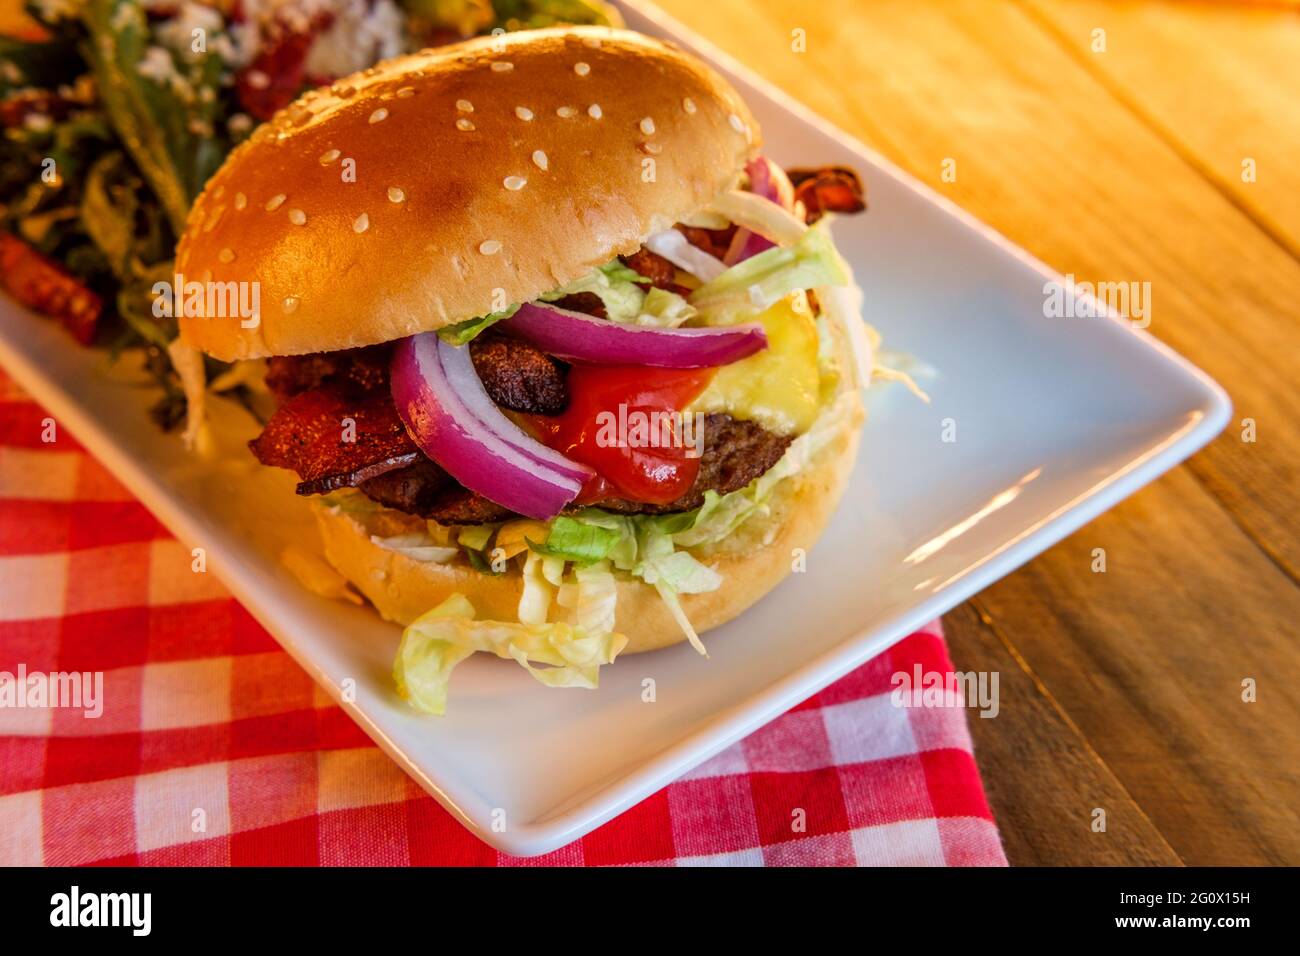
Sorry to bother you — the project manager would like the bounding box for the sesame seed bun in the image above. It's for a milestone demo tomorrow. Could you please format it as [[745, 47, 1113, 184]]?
[[176, 26, 761, 361], [313, 391, 862, 654]]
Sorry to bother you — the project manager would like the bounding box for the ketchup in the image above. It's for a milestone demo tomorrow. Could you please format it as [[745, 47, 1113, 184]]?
[[528, 365, 716, 506]]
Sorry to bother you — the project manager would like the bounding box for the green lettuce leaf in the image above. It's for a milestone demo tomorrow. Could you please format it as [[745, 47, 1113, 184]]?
[[525, 515, 621, 565], [81, 0, 226, 234], [437, 304, 520, 345], [540, 262, 647, 322], [636, 287, 697, 328], [598, 260, 651, 286], [689, 223, 848, 320]]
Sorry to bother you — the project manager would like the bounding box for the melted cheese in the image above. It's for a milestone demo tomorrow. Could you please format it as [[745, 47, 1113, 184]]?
[[687, 297, 821, 436]]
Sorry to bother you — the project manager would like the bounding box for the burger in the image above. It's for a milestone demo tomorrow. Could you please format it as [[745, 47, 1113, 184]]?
[[173, 26, 888, 714]]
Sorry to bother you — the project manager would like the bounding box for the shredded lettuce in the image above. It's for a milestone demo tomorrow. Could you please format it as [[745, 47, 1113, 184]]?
[[629, 523, 721, 655], [557, 560, 619, 635], [690, 223, 848, 320], [395, 593, 628, 716], [369, 533, 459, 564], [636, 287, 697, 328], [675, 393, 855, 548], [518, 550, 556, 625], [515, 507, 720, 655]]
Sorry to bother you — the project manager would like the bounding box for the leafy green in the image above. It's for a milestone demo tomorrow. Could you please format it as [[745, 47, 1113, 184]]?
[[598, 260, 651, 286], [689, 223, 849, 319], [487, 0, 620, 30], [80, 153, 137, 277], [540, 262, 647, 322], [437, 303, 519, 345], [79, 0, 226, 234], [637, 286, 697, 327], [524, 515, 622, 565]]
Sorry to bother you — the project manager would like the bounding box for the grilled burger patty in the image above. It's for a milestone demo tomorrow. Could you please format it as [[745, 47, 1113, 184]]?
[[252, 335, 792, 524]]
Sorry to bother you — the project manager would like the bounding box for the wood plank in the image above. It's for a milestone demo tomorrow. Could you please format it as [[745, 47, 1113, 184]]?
[[943, 603, 1183, 866], [1024, 0, 1300, 259], [649, 0, 1300, 864], [653, 0, 1300, 575], [972, 466, 1300, 865]]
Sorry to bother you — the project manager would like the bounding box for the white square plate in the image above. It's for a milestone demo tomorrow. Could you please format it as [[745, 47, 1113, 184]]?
[[0, 0, 1229, 856]]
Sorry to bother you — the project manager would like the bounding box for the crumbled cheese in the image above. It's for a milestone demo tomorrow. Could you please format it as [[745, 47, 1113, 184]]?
[[154, 1, 225, 65], [137, 46, 195, 101]]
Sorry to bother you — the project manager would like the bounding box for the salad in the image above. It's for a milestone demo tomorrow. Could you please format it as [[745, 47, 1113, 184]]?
[[0, 0, 618, 426]]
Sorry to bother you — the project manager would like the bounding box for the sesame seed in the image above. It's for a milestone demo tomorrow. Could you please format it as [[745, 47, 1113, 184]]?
[[369, 108, 388, 124], [456, 99, 474, 112], [640, 116, 655, 135], [456, 117, 475, 131], [319, 149, 340, 164], [532, 150, 548, 171], [728, 113, 745, 134], [203, 207, 224, 232], [587, 103, 602, 119], [556, 105, 577, 118], [353, 213, 369, 234], [582, 37, 601, 48], [218, 248, 234, 263], [388, 187, 405, 203], [288, 208, 306, 225], [265, 193, 286, 212], [683, 97, 697, 114], [396, 87, 415, 98], [283, 296, 300, 313], [234, 192, 247, 210], [503, 176, 526, 191], [490, 61, 513, 72], [213, 186, 225, 199], [641, 142, 663, 155], [574, 62, 591, 76], [515, 106, 534, 121], [479, 240, 502, 255]]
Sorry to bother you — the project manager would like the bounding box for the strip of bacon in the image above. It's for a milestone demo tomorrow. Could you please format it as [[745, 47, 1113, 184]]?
[[0, 232, 101, 344], [621, 246, 693, 296], [249, 380, 416, 486], [787, 166, 867, 223]]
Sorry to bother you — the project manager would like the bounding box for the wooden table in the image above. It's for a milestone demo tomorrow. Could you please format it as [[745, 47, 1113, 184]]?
[[653, 0, 1300, 865]]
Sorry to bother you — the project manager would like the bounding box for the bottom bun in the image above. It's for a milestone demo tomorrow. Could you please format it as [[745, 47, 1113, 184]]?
[[313, 399, 861, 654]]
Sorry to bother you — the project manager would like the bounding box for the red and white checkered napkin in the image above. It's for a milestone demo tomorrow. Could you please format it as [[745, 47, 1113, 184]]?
[[0, 369, 1005, 866]]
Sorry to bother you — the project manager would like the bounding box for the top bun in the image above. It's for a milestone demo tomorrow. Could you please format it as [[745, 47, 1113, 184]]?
[[177, 27, 760, 361]]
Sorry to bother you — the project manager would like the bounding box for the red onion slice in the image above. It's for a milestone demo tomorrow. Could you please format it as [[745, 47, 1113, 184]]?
[[502, 302, 767, 368], [390, 333, 591, 520], [724, 157, 793, 265]]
